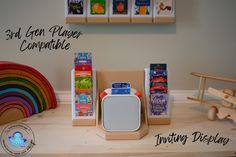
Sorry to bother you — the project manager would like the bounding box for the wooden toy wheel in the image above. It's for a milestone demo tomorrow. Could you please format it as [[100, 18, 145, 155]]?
[[208, 106, 218, 121]]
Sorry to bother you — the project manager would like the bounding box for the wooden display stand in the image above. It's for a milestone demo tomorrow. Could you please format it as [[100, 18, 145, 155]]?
[[72, 118, 95, 126], [71, 69, 170, 139], [71, 69, 96, 126], [145, 68, 171, 125], [95, 70, 149, 140], [148, 117, 171, 125]]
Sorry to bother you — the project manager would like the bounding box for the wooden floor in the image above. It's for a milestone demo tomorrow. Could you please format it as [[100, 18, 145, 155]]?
[[0, 102, 236, 157]]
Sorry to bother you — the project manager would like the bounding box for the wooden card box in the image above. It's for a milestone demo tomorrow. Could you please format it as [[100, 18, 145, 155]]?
[[96, 70, 149, 140], [71, 69, 96, 126], [144, 68, 171, 125]]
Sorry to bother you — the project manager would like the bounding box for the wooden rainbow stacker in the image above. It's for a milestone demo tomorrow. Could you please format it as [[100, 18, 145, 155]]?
[[187, 72, 236, 123]]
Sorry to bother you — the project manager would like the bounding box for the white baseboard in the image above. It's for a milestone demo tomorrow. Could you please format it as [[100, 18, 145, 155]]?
[[55, 90, 213, 104], [55, 91, 71, 104]]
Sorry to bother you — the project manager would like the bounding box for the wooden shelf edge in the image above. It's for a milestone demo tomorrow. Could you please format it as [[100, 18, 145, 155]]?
[[72, 119, 96, 126], [65, 17, 86, 24], [131, 17, 153, 24], [65, 17, 175, 24], [87, 17, 109, 24], [148, 117, 171, 125], [154, 17, 175, 24], [109, 17, 130, 24]]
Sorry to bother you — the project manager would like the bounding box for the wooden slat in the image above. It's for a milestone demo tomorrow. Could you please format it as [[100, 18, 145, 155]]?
[[109, 17, 130, 23], [153, 16, 175, 23], [208, 87, 236, 105], [191, 72, 236, 83]]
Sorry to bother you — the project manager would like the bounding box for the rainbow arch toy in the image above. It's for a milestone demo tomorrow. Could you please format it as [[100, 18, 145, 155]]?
[[0, 61, 57, 125]]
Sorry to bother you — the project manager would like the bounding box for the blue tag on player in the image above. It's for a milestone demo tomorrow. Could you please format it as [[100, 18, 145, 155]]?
[[111, 82, 131, 94], [112, 82, 130, 88], [111, 88, 131, 94]]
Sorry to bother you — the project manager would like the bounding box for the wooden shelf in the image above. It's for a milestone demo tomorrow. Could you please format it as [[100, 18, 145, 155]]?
[[109, 17, 130, 24], [87, 17, 109, 24], [0, 102, 235, 157], [65, 0, 176, 24], [65, 17, 86, 24], [154, 16, 175, 23], [65, 16, 175, 24]]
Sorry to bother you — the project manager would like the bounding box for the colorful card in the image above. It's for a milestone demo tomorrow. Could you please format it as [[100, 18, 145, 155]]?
[[75, 93, 93, 116], [150, 93, 168, 115], [75, 52, 92, 65], [67, 0, 84, 15], [150, 82, 168, 94], [155, 0, 174, 16], [134, 0, 151, 15], [150, 63, 167, 71], [75, 77, 92, 93], [112, 0, 128, 15], [90, 0, 106, 15]]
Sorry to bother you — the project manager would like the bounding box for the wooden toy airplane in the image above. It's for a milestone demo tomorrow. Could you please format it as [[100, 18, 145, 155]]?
[[187, 72, 236, 123]]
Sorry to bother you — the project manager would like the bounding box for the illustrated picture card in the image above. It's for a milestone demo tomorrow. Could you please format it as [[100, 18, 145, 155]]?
[[110, 0, 131, 17], [131, 0, 153, 18], [87, 0, 108, 17], [153, 0, 175, 17], [65, 0, 86, 17]]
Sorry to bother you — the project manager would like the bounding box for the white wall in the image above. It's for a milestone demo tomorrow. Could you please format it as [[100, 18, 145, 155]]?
[[0, 0, 236, 91]]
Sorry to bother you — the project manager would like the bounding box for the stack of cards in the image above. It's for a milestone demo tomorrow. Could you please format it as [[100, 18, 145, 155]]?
[[74, 52, 93, 116], [149, 64, 168, 116]]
